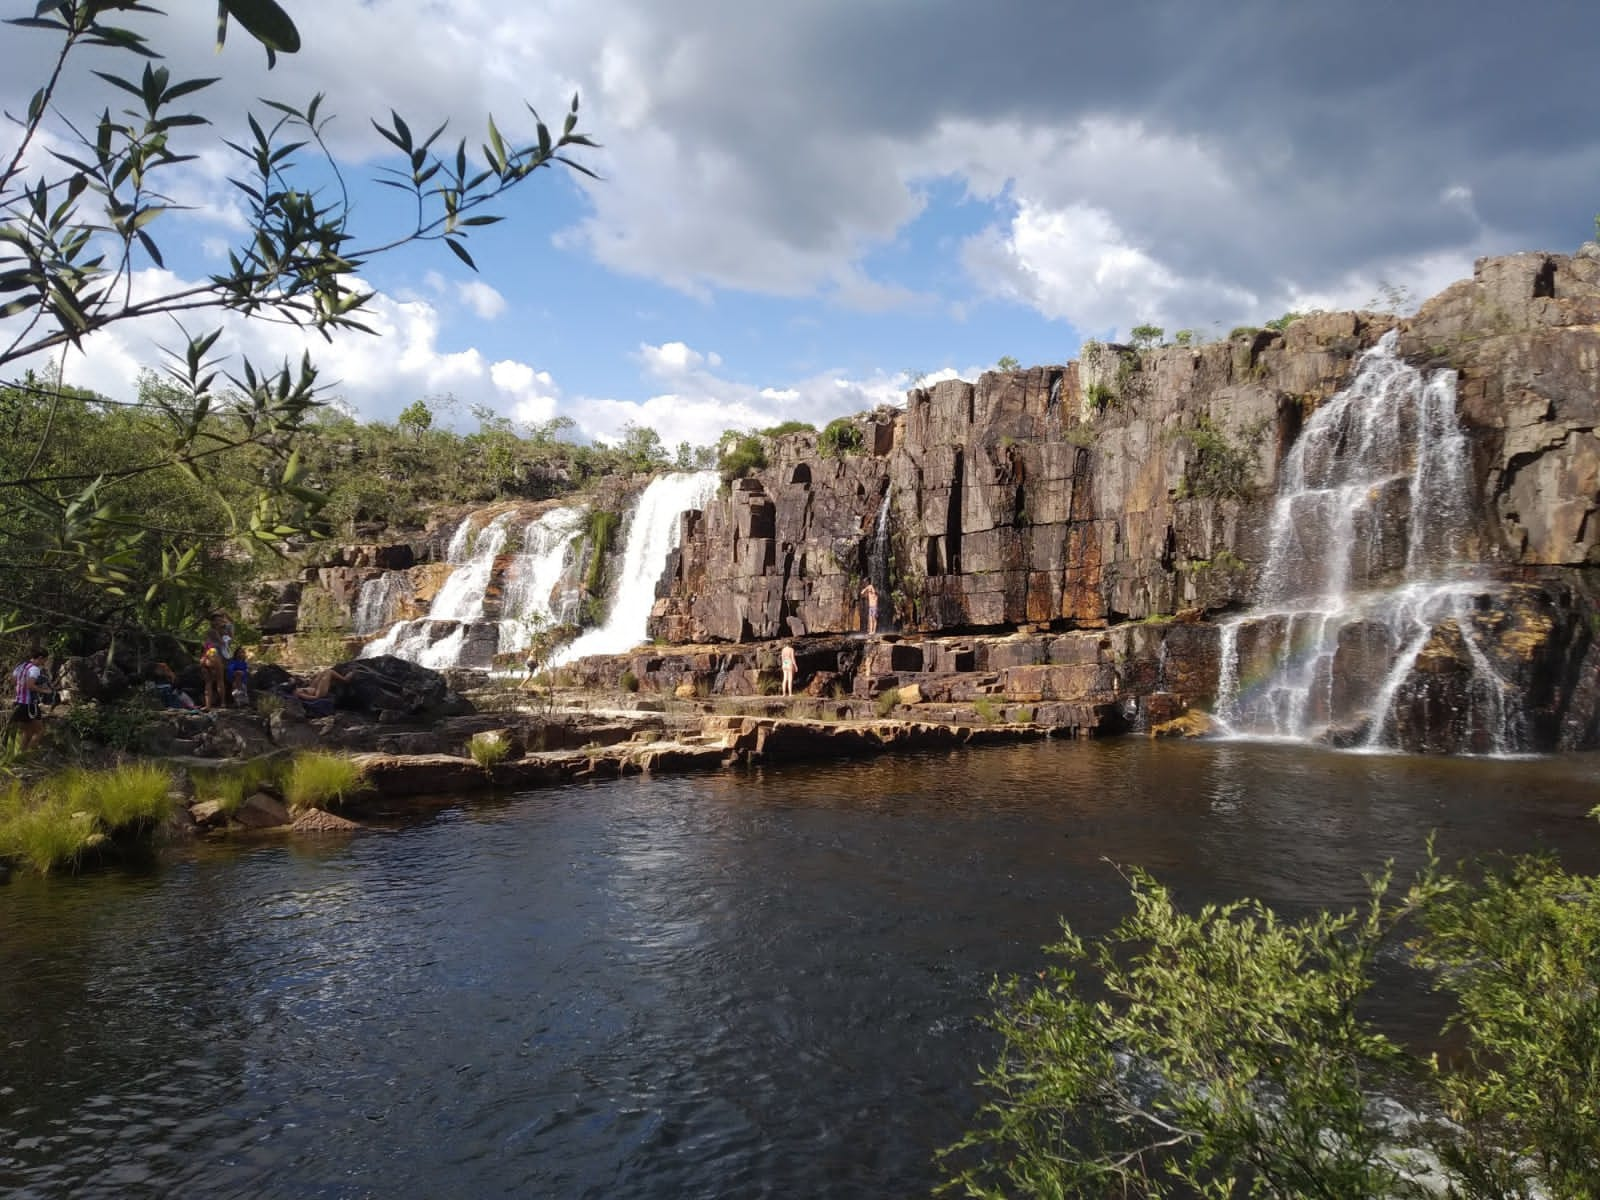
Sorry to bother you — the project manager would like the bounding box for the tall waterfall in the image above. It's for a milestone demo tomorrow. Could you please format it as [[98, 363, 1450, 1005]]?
[[362, 512, 514, 668], [1213, 331, 1523, 753], [496, 506, 585, 656], [549, 471, 719, 667], [868, 490, 893, 631]]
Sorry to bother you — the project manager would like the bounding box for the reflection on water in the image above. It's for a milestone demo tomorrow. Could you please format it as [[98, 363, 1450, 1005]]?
[[2, 740, 1597, 1198]]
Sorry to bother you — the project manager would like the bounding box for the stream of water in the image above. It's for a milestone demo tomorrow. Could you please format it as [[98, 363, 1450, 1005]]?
[[3, 740, 1596, 1198]]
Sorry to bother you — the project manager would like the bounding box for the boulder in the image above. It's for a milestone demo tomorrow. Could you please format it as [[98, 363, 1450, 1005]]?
[[235, 791, 291, 829], [292, 807, 362, 833], [335, 655, 474, 719]]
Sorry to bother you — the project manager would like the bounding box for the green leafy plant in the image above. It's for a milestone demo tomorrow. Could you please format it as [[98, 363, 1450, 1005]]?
[[941, 836, 1600, 1200], [874, 687, 901, 717], [758, 420, 815, 438], [718, 433, 767, 482], [283, 751, 369, 813], [619, 668, 640, 693], [819, 418, 864, 459], [1173, 416, 1262, 501], [996, 355, 1021, 371], [0, 2, 594, 652], [1084, 381, 1113, 412], [972, 696, 1000, 724], [1129, 323, 1164, 350], [468, 730, 511, 770]]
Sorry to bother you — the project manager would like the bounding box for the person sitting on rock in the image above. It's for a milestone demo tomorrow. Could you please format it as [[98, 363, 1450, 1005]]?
[[148, 662, 197, 710], [294, 666, 351, 701], [226, 647, 251, 706]]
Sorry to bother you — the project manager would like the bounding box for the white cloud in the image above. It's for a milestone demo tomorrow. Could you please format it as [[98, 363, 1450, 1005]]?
[[456, 280, 508, 320]]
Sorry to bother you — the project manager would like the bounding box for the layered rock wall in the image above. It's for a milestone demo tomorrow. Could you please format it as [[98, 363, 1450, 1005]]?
[[643, 248, 1600, 751]]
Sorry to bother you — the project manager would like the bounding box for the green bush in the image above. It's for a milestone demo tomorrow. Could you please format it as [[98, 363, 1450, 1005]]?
[[941, 837, 1600, 1199], [874, 687, 900, 717], [972, 696, 1000, 724], [819, 418, 864, 459], [62, 696, 158, 751], [468, 731, 511, 769], [284, 752, 369, 814], [758, 420, 814, 438], [619, 668, 640, 693], [718, 434, 766, 482], [1176, 415, 1260, 501]]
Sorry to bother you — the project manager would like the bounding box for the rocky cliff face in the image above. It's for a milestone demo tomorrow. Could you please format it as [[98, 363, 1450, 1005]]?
[[645, 248, 1600, 752]]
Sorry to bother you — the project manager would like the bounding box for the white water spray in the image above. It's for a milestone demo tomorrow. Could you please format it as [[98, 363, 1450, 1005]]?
[[549, 472, 718, 666], [1212, 332, 1521, 752]]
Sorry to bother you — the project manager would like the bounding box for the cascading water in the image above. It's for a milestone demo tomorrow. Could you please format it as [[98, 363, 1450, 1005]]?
[[868, 491, 893, 631], [549, 471, 719, 667], [496, 506, 585, 656], [362, 512, 514, 669], [352, 573, 410, 636], [1213, 331, 1524, 753]]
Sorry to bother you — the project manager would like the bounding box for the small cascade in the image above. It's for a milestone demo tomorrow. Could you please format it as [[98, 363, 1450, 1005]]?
[[362, 512, 515, 669], [550, 471, 720, 667], [1213, 331, 1524, 753], [352, 573, 410, 636], [867, 490, 894, 630], [496, 506, 586, 656]]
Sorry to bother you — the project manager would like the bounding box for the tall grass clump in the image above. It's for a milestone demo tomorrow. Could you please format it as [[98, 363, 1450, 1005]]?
[[0, 781, 95, 873], [60, 763, 172, 830], [874, 687, 901, 718], [0, 763, 173, 874], [193, 757, 283, 815], [284, 752, 370, 813], [469, 731, 511, 770]]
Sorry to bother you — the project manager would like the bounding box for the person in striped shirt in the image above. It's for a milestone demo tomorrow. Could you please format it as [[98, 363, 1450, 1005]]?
[[10, 648, 53, 750]]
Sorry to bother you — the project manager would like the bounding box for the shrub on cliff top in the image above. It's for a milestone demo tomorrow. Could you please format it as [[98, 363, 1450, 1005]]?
[[819, 418, 864, 459], [718, 434, 767, 482]]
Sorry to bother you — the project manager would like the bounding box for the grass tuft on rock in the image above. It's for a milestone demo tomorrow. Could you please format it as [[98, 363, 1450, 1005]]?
[[284, 752, 369, 814], [469, 731, 511, 770], [0, 763, 174, 874], [193, 757, 284, 815]]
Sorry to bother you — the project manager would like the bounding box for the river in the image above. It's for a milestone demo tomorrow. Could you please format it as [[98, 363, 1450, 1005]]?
[[3, 739, 1597, 1198]]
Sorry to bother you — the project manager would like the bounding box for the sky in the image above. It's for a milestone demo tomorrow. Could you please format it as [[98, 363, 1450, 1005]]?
[[3, 0, 1598, 449]]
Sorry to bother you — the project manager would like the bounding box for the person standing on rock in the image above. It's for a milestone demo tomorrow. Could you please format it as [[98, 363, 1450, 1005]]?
[[780, 643, 797, 696], [860, 582, 879, 636], [9, 647, 53, 750], [200, 612, 233, 709]]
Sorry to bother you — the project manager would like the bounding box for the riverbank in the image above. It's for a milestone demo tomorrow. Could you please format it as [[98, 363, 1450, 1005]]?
[[1, 692, 1086, 874]]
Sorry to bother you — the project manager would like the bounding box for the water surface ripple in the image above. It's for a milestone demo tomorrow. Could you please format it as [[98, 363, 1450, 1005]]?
[[3, 739, 1597, 1198]]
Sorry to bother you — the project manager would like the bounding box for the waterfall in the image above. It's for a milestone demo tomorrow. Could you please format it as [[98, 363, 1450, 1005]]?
[[352, 573, 411, 636], [497, 506, 585, 656], [1212, 331, 1518, 752], [868, 490, 893, 630], [549, 471, 719, 667], [362, 512, 515, 669]]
